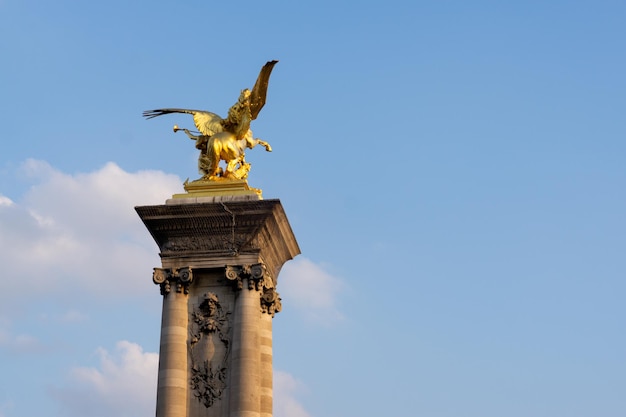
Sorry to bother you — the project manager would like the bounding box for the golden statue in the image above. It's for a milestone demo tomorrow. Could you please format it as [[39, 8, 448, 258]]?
[[143, 61, 277, 182]]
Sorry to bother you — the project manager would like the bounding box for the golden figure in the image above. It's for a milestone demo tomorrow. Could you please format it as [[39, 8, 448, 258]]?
[[143, 61, 277, 182]]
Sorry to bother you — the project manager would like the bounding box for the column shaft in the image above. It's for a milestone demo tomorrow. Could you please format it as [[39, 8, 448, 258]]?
[[229, 278, 261, 417], [156, 290, 189, 417]]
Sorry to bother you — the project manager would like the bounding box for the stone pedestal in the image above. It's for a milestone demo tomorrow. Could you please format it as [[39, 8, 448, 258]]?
[[136, 198, 300, 417]]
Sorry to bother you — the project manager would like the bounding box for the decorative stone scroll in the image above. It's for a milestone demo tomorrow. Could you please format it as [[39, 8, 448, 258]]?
[[153, 267, 193, 295], [225, 263, 267, 290], [225, 263, 282, 316]]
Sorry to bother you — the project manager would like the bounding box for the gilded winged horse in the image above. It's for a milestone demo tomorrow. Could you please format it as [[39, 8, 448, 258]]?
[[143, 60, 277, 180]]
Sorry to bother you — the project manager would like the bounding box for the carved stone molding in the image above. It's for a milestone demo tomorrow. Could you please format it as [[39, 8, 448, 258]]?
[[153, 267, 193, 295]]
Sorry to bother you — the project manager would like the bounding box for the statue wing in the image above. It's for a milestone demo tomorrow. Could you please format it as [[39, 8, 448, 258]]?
[[142, 108, 224, 136], [249, 60, 278, 120]]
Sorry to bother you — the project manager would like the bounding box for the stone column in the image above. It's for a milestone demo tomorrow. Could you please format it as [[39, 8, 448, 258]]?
[[230, 278, 260, 417], [222, 264, 283, 417], [153, 267, 193, 417], [225, 264, 263, 417], [136, 199, 300, 417]]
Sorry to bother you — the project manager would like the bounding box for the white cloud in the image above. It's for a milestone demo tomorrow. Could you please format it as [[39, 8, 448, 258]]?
[[0, 160, 182, 306], [38, 309, 89, 324], [0, 195, 13, 206], [0, 318, 46, 354], [59, 309, 89, 323], [20, 159, 180, 240], [279, 257, 345, 324], [274, 370, 312, 417], [52, 341, 158, 417]]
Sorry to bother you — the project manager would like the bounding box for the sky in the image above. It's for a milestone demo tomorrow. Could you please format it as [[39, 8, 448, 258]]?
[[1, 0, 625, 416]]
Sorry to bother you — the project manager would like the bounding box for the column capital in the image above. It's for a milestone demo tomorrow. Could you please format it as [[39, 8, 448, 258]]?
[[153, 267, 193, 295], [225, 263, 267, 290], [224, 263, 281, 316]]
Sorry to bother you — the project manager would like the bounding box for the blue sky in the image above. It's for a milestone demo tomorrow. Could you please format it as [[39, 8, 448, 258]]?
[[1, 1, 625, 416]]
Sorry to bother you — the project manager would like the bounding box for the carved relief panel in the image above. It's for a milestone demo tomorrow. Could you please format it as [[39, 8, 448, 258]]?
[[189, 291, 232, 409]]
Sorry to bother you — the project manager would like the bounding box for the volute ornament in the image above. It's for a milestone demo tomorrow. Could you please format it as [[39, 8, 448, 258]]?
[[152, 267, 193, 295]]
